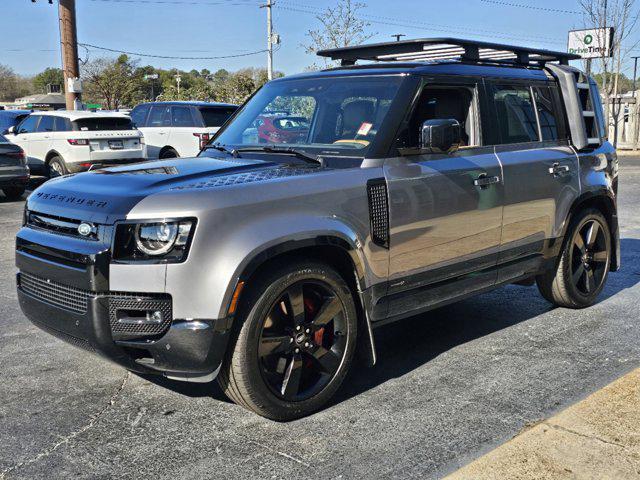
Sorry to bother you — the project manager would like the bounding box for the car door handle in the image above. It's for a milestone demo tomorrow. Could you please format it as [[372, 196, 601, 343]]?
[[473, 174, 500, 188], [549, 162, 570, 176]]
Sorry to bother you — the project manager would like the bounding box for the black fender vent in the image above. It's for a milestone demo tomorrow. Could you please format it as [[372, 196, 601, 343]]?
[[367, 178, 390, 248]]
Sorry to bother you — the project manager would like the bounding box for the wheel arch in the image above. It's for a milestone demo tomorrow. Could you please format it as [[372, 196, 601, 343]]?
[[223, 234, 377, 366], [44, 150, 63, 165], [159, 146, 178, 158], [563, 189, 620, 271]]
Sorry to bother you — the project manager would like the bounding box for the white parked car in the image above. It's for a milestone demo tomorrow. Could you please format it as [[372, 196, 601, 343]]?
[[6, 111, 146, 177], [130, 101, 238, 159]]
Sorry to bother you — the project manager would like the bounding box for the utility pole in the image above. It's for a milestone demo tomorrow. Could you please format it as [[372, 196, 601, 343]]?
[[261, 0, 274, 80], [392, 34, 406, 42], [58, 0, 81, 110]]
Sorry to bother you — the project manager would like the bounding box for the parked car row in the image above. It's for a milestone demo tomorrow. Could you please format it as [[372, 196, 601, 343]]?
[[0, 101, 240, 198]]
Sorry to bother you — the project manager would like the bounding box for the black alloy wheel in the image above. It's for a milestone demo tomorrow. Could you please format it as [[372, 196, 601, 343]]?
[[536, 209, 611, 308], [218, 261, 357, 421], [570, 218, 609, 296], [258, 280, 348, 402]]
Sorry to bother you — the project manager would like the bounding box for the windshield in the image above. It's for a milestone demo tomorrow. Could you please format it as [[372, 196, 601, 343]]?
[[73, 117, 134, 131], [211, 75, 404, 156]]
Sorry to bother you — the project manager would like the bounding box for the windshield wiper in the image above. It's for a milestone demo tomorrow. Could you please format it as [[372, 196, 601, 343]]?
[[233, 146, 322, 166], [204, 143, 238, 157]]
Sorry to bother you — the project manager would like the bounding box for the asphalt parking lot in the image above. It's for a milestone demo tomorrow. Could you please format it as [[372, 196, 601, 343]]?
[[1, 159, 640, 480]]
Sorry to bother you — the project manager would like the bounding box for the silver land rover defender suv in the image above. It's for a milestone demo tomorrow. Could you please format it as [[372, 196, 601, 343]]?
[[16, 39, 619, 420]]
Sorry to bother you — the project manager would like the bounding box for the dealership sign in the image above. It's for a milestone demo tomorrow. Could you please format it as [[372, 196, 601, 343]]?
[[568, 28, 614, 59]]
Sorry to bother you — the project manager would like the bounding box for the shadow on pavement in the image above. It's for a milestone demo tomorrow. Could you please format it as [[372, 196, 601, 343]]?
[[138, 238, 640, 409]]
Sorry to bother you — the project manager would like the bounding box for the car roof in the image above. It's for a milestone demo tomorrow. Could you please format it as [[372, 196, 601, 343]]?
[[0, 110, 31, 117], [272, 61, 553, 82], [30, 110, 132, 121], [138, 101, 239, 108]]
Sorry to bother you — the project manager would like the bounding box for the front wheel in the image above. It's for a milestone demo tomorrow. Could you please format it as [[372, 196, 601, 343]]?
[[218, 261, 358, 421], [537, 209, 611, 308]]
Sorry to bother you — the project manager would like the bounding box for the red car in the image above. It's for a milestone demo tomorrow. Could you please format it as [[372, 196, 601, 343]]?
[[257, 115, 310, 144]]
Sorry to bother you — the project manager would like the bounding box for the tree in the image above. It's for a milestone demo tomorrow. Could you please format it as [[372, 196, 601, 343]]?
[[82, 55, 145, 109], [33, 68, 65, 94], [580, 0, 640, 121], [0, 65, 32, 101], [302, 0, 375, 68]]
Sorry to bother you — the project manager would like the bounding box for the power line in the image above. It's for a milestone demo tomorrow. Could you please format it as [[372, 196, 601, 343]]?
[[79, 42, 268, 59], [277, 3, 567, 46], [479, 0, 581, 15], [86, 0, 261, 5]]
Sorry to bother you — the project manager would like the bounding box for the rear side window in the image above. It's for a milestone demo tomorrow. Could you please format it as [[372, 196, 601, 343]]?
[[198, 107, 237, 127], [147, 106, 171, 127], [17, 115, 40, 134], [532, 87, 560, 141], [36, 116, 56, 132], [73, 117, 134, 131], [171, 106, 195, 127], [0, 134, 7, 142], [493, 85, 539, 144], [131, 105, 151, 127], [54, 116, 71, 132]]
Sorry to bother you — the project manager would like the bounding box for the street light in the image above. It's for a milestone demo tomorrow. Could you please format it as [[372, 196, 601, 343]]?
[[175, 74, 182, 96]]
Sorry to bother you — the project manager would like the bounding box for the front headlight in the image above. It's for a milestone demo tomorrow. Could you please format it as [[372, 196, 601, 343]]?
[[114, 219, 195, 263]]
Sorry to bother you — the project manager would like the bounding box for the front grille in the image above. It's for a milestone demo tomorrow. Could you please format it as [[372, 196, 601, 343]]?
[[19, 272, 89, 314], [109, 294, 172, 337], [19, 272, 174, 338], [26, 210, 98, 240], [367, 178, 390, 248]]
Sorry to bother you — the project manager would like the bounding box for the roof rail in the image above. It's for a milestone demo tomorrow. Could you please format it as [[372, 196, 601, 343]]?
[[317, 38, 581, 67]]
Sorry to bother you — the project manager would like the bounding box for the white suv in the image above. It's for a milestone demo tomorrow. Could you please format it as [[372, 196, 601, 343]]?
[[6, 111, 147, 177], [130, 102, 238, 159]]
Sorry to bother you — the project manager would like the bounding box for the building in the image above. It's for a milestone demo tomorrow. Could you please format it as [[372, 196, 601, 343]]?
[[10, 93, 66, 111]]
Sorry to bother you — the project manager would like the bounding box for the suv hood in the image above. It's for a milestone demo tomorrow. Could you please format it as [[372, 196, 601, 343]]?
[[26, 156, 295, 224]]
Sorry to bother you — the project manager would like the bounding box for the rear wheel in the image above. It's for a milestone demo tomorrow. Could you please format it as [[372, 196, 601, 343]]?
[[47, 156, 67, 178], [537, 209, 611, 308], [218, 261, 357, 421], [2, 187, 26, 200], [159, 148, 178, 159]]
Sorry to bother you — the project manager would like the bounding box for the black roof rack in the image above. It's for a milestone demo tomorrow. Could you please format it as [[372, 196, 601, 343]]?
[[317, 37, 581, 67]]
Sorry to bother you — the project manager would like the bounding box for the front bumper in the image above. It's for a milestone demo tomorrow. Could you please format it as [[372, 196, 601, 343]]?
[[0, 169, 30, 188], [16, 231, 231, 382]]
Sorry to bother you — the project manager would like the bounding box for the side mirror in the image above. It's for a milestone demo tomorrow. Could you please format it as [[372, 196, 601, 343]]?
[[7, 126, 16, 135], [419, 119, 462, 154]]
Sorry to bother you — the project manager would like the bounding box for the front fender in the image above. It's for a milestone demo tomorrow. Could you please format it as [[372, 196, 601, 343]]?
[[165, 213, 374, 320]]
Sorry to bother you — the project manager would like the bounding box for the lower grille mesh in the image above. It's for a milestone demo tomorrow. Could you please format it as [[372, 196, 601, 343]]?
[[19, 272, 89, 314], [19, 272, 173, 338]]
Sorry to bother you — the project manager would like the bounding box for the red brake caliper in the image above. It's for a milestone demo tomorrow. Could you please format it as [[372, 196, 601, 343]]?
[[303, 297, 322, 344]]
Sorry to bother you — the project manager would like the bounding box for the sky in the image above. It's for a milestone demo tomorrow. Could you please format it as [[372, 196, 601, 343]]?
[[1, 0, 637, 77]]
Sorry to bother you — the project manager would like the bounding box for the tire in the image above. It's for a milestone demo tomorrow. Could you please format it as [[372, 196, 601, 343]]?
[[159, 148, 178, 159], [2, 186, 26, 200], [47, 156, 67, 178], [218, 260, 358, 421], [536, 208, 611, 309]]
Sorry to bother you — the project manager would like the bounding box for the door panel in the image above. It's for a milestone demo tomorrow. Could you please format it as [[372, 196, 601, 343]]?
[[143, 106, 171, 158], [495, 142, 580, 280], [383, 148, 504, 318]]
